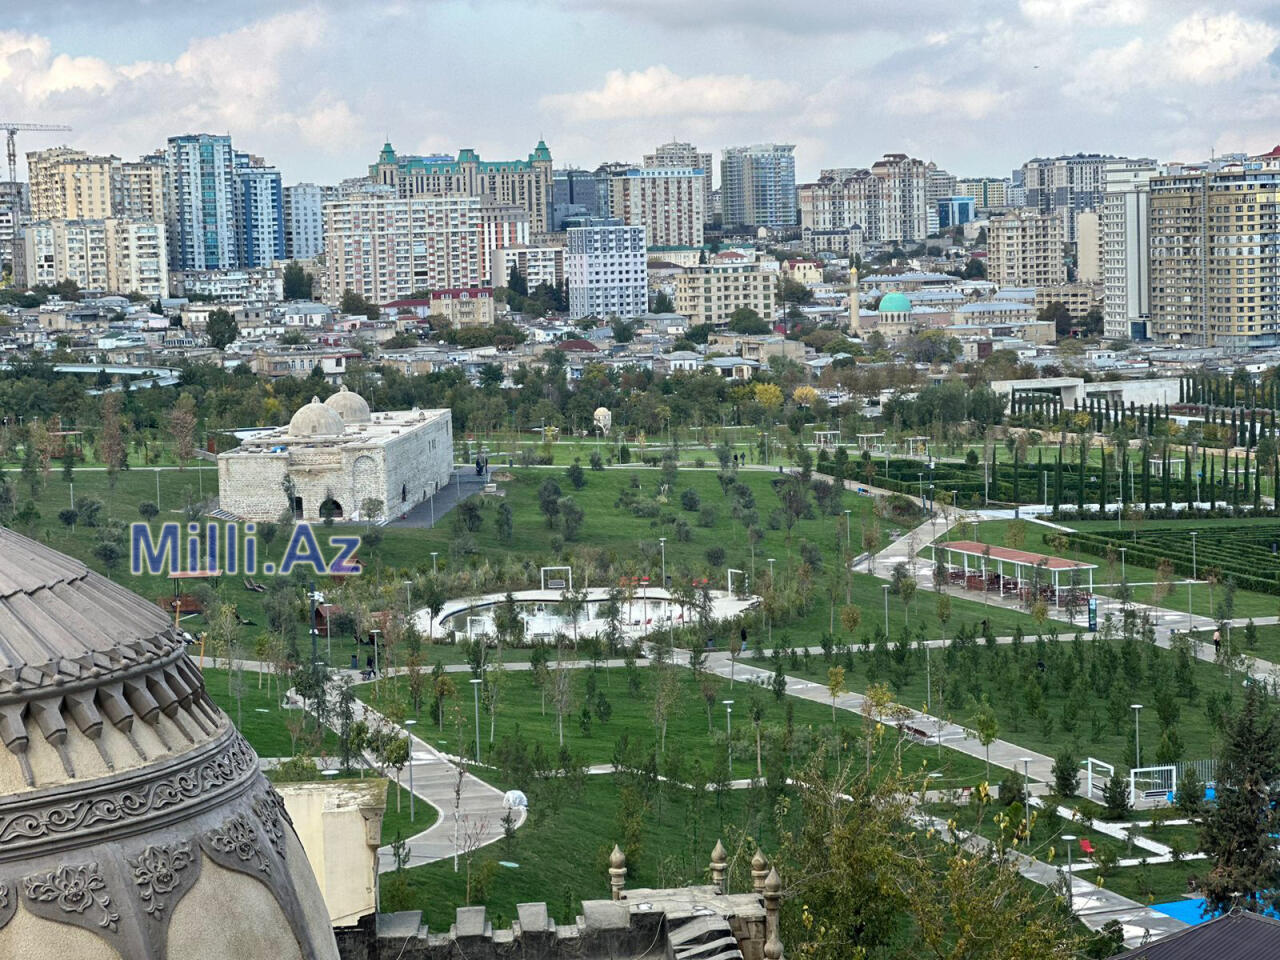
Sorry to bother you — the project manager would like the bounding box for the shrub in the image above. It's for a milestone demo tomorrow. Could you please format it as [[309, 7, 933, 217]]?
[[698, 506, 718, 527], [680, 488, 701, 512], [706, 546, 726, 568]]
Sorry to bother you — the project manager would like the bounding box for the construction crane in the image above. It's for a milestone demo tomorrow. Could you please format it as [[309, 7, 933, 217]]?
[[1, 122, 73, 185]]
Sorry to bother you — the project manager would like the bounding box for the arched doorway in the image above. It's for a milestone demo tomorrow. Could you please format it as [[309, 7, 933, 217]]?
[[319, 497, 344, 520]]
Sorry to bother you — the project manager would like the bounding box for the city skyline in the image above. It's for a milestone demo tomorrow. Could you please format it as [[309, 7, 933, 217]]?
[[3, 1, 1279, 185]]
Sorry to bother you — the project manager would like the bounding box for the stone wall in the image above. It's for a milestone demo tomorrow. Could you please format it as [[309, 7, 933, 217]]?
[[382, 412, 453, 519], [219, 449, 290, 521]]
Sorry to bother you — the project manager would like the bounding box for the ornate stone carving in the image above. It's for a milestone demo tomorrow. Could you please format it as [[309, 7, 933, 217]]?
[[0, 880, 15, 930], [0, 730, 257, 862], [23, 861, 119, 931], [127, 840, 195, 918], [252, 791, 288, 859], [205, 814, 270, 876]]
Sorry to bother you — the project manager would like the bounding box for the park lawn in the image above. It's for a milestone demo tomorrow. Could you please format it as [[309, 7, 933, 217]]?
[[459, 429, 781, 468], [1193, 622, 1280, 666], [778, 632, 1242, 774], [1135, 823, 1202, 855], [943, 518, 1280, 620], [929, 801, 1129, 870], [199, 665, 338, 758], [354, 665, 988, 789], [379, 773, 779, 929], [1098, 858, 1204, 906], [382, 782, 439, 846], [376, 467, 892, 583]]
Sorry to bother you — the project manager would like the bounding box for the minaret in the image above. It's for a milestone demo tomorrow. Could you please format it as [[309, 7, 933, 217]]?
[[848, 266, 861, 334]]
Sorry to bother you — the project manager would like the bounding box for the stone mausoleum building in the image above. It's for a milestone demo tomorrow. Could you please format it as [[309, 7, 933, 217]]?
[[218, 387, 453, 523], [0, 527, 341, 958]]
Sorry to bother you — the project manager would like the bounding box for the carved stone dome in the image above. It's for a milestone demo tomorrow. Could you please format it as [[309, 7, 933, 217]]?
[[323, 385, 370, 424], [0, 528, 338, 960], [288, 396, 345, 439]]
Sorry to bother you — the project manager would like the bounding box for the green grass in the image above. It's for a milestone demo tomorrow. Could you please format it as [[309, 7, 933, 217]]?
[[199, 665, 340, 757], [379, 773, 777, 929], [1099, 858, 1205, 906], [355, 665, 989, 789], [779, 629, 1242, 773], [382, 782, 439, 845]]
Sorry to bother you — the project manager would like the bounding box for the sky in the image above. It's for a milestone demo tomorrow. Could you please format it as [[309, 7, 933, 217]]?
[[2, 0, 1280, 186]]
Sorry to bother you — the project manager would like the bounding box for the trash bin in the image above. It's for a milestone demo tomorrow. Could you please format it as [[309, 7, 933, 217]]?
[[350, 654, 358, 671]]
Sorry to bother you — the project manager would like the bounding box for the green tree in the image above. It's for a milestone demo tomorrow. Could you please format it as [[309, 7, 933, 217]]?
[[1051, 749, 1079, 798], [206, 308, 239, 350], [652, 291, 674, 313], [1200, 684, 1280, 914], [727, 307, 769, 334], [970, 696, 999, 781], [282, 261, 314, 300]]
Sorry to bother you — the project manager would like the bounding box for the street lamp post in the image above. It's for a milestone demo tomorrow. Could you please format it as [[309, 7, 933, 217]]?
[[843, 509, 851, 552], [1131, 704, 1142, 768], [659, 538, 666, 587], [471, 678, 483, 762], [431, 552, 439, 575], [882, 583, 890, 634], [723, 700, 734, 771], [404, 579, 413, 615], [404, 719, 417, 822], [1062, 833, 1077, 912], [1119, 547, 1126, 588], [1021, 757, 1032, 839], [1190, 532, 1198, 580]]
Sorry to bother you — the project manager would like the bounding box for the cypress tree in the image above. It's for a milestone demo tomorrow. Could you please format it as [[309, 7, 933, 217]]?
[[1142, 450, 1151, 511], [1184, 448, 1193, 506], [1209, 455, 1217, 508], [1099, 449, 1108, 511], [1179, 378, 1185, 404], [1054, 448, 1064, 511], [1077, 439, 1086, 512], [1164, 446, 1173, 509]]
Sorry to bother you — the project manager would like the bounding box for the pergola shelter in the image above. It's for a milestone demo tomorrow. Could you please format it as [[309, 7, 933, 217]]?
[[935, 540, 1096, 608], [855, 432, 884, 451]]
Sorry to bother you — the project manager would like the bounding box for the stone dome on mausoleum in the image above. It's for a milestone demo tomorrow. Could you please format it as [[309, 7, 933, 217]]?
[[0, 527, 338, 959], [878, 292, 911, 314], [323, 385, 371, 424], [288, 396, 345, 439]]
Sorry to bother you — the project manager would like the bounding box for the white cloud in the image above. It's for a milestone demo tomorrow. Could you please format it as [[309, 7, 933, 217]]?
[[1165, 12, 1279, 81], [888, 83, 1012, 121], [541, 66, 797, 121], [1019, 0, 1149, 24]]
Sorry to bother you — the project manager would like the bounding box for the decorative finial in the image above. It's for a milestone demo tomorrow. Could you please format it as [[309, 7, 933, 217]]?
[[763, 866, 783, 958], [609, 843, 627, 901], [752, 848, 770, 893], [710, 839, 728, 894]]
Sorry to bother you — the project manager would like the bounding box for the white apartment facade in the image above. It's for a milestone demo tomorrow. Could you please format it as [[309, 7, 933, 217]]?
[[644, 141, 713, 219], [490, 243, 565, 289], [323, 190, 487, 305], [565, 219, 647, 319], [607, 167, 705, 247], [987, 210, 1066, 288], [1101, 161, 1160, 339], [283, 183, 331, 260], [15, 219, 168, 297]]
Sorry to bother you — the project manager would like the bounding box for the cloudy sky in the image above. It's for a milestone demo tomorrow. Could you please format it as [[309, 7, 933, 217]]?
[[3, 0, 1279, 185]]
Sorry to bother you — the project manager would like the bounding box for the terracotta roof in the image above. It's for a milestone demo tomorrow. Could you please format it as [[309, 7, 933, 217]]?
[[939, 539, 1095, 570]]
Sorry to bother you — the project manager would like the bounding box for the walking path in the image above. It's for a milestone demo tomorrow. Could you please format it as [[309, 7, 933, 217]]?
[[919, 812, 1187, 948]]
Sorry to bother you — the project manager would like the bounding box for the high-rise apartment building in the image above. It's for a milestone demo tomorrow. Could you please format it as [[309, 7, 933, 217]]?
[[165, 134, 238, 270], [369, 141, 554, 233], [925, 164, 956, 234], [490, 243, 565, 290], [1100, 162, 1161, 339], [119, 156, 166, 222], [0, 182, 28, 270], [721, 144, 796, 230], [323, 189, 486, 305], [283, 183, 332, 260], [15, 219, 167, 297], [606, 167, 705, 247], [234, 153, 285, 268], [477, 200, 531, 286], [987, 210, 1066, 288], [1148, 164, 1280, 348], [797, 154, 932, 245], [1021, 153, 1156, 242], [954, 177, 1009, 211], [1074, 210, 1101, 284], [565, 218, 647, 319], [26, 147, 120, 221], [644, 141, 713, 218], [674, 255, 776, 327], [872, 154, 931, 243]]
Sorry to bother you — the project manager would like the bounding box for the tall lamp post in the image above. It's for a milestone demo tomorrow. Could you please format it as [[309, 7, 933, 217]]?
[[1020, 757, 1032, 839], [882, 583, 890, 634], [1131, 704, 1143, 768], [1062, 833, 1076, 912], [404, 718, 417, 822], [470, 678, 483, 762], [723, 700, 734, 771], [1190, 531, 1198, 580], [658, 537, 667, 587], [431, 551, 439, 575], [404, 579, 413, 614]]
